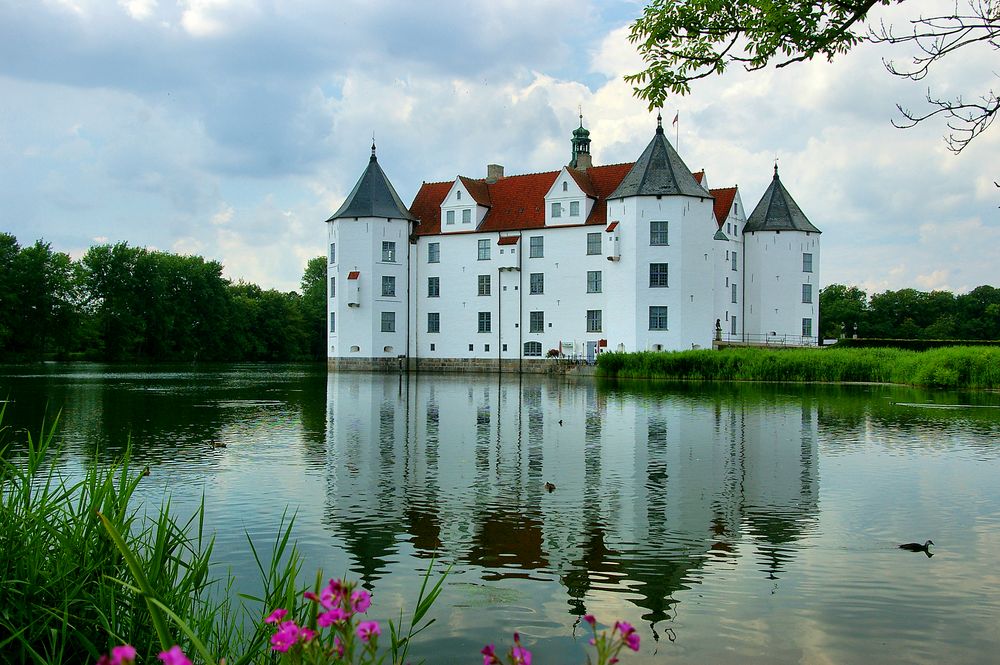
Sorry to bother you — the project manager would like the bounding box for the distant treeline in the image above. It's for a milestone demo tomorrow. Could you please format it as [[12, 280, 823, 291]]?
[[0, 233, 327, 362], [820, 284, 1000, 341]]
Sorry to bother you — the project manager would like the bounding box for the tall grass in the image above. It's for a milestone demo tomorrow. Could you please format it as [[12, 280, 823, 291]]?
[[596, 346, 1000, 389], [0, 406, 303, 664]]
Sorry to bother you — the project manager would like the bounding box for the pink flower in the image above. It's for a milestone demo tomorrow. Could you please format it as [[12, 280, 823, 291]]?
[[299, 627, 317, 643], [333, 636, 345, 658], [317, 607, 351, 627], [303, 591, 320, 603], [351, 588, 372, 613], [583, 614, 596, 627], [481, 643, 499, 665], [614, 621, 635, 636], [624, 631, 640, 652], [321, 579, 347, 609], [511, 644, 532, 665], [264, 608, 287, 624], [158, 646, 193, 665], [356, 620, 381, 643], [110, 645, 137, 665], [270, 620, 301, 652]]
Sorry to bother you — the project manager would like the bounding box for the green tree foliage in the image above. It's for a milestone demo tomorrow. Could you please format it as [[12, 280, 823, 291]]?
[[300, 256, 328, 361], [821, 283, 1000, 340], [626, 0, 1000, 151]]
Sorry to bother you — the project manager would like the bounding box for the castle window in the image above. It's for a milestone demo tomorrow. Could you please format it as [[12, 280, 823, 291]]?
[[803, 252, 813, 272], [551, 202, 561, 218], [329, 243, 336, 263], [382, 275, 396, 297], [586, 232, 601, 255], [427, 277, 439, 297], [649, 306, 668, 330], [446, 210, 455, 225], [529, 311, 544, 333], [802, 283, 813, 303], [562, 181, 568, 192], [463, 208, 472, 224], [330, 277, 335, 298], [586, 310, 602, 333], [529, 236, 543, 258], [649, 263, 669, 288], [731, 251, 738, 271], [587, 270, 602, 293], [457, 190, 462, 200], [427, 312, 440, 333], [381, 311, 395, 333], [428, 242, 440, 263], [478, 274, 491, 296], [478, 312, 491, 333], [329, 312, 335, 333], [802, 318, 813, 337], [478, 239, 490, 260], [529, 273, 544, 295], [570, 201, 580, 217], [732, 283, 738, 303], [382, 241, 396, 263], [650, 221, 669, 245], [524, 341, 542, 356]]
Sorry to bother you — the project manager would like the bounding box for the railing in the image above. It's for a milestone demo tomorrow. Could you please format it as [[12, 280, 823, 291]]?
[[716, 332, 819, 347]]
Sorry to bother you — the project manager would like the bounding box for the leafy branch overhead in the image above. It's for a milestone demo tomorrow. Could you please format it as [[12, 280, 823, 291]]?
[[626, 0, 999, 152]]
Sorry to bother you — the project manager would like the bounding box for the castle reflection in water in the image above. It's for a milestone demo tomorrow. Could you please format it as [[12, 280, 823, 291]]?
[[322, 373, 818, 624]]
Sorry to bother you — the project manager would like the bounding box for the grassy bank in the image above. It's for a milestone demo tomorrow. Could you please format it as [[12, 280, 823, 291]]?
[[595, 346, 1000, 389]]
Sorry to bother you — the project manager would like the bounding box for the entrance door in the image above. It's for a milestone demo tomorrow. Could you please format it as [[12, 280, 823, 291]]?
[[586, 341, 597, 364]]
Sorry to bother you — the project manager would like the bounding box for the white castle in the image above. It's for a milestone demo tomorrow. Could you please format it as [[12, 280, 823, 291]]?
[[324, 115, 821, 371]]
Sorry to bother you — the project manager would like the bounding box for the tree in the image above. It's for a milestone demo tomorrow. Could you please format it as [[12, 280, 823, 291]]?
[[819, 284, 868, 339], [299, 256, 328, 361], [626, 0, 999, 152]]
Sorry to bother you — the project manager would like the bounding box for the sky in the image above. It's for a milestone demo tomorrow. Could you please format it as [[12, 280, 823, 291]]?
[[1, 0, 997, 294]]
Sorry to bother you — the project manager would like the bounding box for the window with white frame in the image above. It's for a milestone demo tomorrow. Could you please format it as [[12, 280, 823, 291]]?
[[551, 202, 561, 218], [731, 250, 737, 271], [529, 273, 544, 294], [570, 201, 580, 217], [329, 243, 336, 263], [524, 341, 542, 356], [381, 311, 395, 333], [649, 263, 669, 287], [586, 232, 601, 255], [478, 311, 491, 333], [650, 221, 669, 245], [446, 210, 455, 225], [478, 239, 490, 260], [428, 242, 440, 263], [382, 241, 396, 263], [462, 208, 471, 224], [586, 309, 602, 333], [731, 283, 737, 303], [731, 316, 737, 335], [329, 277, 335, 298], [562, 181, 568, 192], [529, 311, 544, 333], [427, 276, 439, 297], [802, 318, 813, 337], [649, 306, 668, 330], [529, 236, 543, 258], [587, 270, 602, 293], [478, 274, 491, 296], [427, 312, 440, 333], [802, 283, 813, 303], [803, 253, 813, 272], [329, 312, 335, 333], [381, 275, 396, 297]]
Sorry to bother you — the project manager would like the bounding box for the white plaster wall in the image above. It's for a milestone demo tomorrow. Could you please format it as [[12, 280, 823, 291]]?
[[713, 192, 746, 338], [545, 168, 594, 226], [439, 179, 486, 233], [743, 231, 821, 343]]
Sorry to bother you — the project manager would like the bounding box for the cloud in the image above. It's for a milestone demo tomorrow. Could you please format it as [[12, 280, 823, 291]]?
[[119, 0, 157, 21]]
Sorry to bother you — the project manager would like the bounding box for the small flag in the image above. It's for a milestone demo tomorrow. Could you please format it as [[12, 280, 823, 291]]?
[[672, 112, 678, 126]]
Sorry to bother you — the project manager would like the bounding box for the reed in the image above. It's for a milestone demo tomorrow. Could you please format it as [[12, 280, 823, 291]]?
[[596, 346, 1000, 389]]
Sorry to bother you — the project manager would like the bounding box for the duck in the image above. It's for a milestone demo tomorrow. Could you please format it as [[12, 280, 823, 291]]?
[[899, 539, 934, 555], [544, 482, 556, 493], [209, 440, 227, 449], [141, 466, 151, 477]]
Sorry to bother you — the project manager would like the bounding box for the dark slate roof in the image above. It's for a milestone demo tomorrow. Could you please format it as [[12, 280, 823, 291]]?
[[326, 149, 417, 222], [713, 227, 729, 241], [744, 169, 820, 234], [608, 124, 711, 200]]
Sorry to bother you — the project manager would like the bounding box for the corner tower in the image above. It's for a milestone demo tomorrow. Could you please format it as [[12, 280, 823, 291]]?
[[326, 143, 417, 369], [742, 165, 821, 344]]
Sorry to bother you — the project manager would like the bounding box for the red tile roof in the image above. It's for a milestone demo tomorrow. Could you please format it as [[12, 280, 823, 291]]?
[[347, 271, 360, 280], [709, 187, 738, 226], [497, 236, 519, 245], [605, 221, 619, 232], [692, 170, 705, 185], [410, 163, 635, 236]]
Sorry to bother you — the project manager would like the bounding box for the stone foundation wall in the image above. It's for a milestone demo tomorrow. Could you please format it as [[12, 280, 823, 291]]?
[[327, 357, 584, 374]]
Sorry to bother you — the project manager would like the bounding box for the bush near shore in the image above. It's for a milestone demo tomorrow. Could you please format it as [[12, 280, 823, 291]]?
[[595, 346, 1000, 389]]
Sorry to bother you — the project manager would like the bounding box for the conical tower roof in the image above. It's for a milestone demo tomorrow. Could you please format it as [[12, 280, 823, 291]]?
[[608, 115, 710, 200], [326, 144, 417, 222], [744, 167, 820, 233]]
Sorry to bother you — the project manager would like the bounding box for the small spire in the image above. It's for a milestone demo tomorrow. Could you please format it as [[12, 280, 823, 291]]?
[[773, 155, 779, 178], [371, 133, 377, 161], [578, 104, 584, 128], [656, 110, 664, 135]]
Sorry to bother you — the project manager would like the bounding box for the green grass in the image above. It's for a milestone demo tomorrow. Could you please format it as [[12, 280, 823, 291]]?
[[596, 346, 1000, 389], [0, 406, 303, 665]]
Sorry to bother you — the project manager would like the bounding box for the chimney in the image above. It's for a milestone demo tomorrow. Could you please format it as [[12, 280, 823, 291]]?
[[486, 164, 504, 183]]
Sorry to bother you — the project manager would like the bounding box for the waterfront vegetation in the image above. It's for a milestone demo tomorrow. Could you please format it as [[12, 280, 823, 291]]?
[[596, 346, 1000, 389]]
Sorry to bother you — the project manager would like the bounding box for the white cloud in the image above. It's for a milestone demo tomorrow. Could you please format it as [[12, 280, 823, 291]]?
[[180, 0, 259, 37], [119, 0, 157, 21]]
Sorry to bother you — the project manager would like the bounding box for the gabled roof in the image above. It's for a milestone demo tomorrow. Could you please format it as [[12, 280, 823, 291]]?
[[608, 124, 711, 200], [327, 149, 416, 222], [709, 187, 738, 227], [744, 169, 820, 234], [458, 176, 492, 206], [410, 163, 634, 236]]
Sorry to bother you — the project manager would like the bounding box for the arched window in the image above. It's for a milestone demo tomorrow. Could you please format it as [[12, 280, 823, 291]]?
[[350, 345, 360, 353], [562, 181, 568, 191], [524, 341, 542, 357]]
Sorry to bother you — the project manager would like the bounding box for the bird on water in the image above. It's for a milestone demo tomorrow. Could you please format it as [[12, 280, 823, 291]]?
[[899, 539, 934, 556], [544, 482, 556, 492]]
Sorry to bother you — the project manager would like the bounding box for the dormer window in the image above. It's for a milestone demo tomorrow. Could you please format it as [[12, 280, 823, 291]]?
[[457, 191, 462, 200], [446, 210, 455, 225], [462, 208, 471, 224], [552, 202, 561, 218], [570, 201, 580, 217], [562, 181, 568, 192]]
